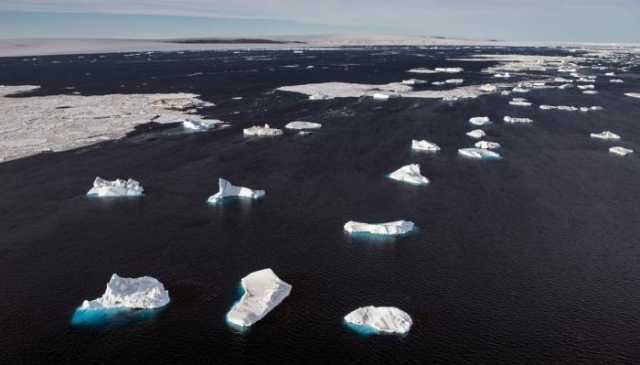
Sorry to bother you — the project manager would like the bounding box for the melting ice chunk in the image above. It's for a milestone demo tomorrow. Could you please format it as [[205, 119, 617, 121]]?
[[344, 220, 415, 236], [388, 164, 429, 185], [207, 178, 265, 204], [79, 274, 170, 310], [458, 148, 502, 160], [344, 306, 413, 335], [411, 139, 440, 152], [590, 131, 621, 141], [87, 177, 144, 197], [243, 124, 283, 137]]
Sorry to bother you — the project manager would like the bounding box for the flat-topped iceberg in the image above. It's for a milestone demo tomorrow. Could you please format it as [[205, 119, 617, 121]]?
[[285, 121, 322, 130], [458, 148, 502, 160], [475, 140, 501, 150], [467, 129, 486, 139], [243, 124, 283, 137], [207, 178, 265, 204], [388, 164, 429, 185], [183, 118, 225, 131], [87, 177, 144, 197], [78, 274, 170, 311], [504, 116, 533, 124], [411, 139, 440, 152], [344, 220, 415, 236], [226, 268, 292, 328], [344, 306, 412, 335], [469, 116, 491, 126], [590, 131, 621, 140], [609, 146, 633, 156]]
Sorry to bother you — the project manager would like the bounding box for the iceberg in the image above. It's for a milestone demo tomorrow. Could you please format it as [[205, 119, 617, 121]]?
[[372, 92, 400, 100], [226, 269, 292, 328], [610, 79, 624, 84], [431, 81, 445, 86], [388, 164, 429, 185], [411, 139, 440, 152], [408, 67, 462, 74], [401, 79, 426, 85], [509, 98, 532, 107], [512, 87, 530, 93], [182, 118, 225, 131], [285, 121, 322, 130], [344, 220, 415, 236], [479, 83, 497, 93], [578, 84, 595, 90], [494, 73, 511, 79], [466, 129, 486, 139], [590, 131, 621, 140], [344, 306, 413, 335], [207, 178, 265, 204], [243, 124, 283, 137], [609, 146, 633, 156], [445, 79, 464, 85], [469, 116, 491, 126], [625, 93, 640, 99], [504, 116, 533, 124], [78, 274, 170, 311], [474, 140, 501, 150], [309, 93, 333, 100], [582, 90, 598, 95], [458, 148, 502, 160], [86, 177, 144, 197]]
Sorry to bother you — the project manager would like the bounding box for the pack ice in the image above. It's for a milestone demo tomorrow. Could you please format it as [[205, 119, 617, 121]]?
[[344, 306, 413, 335], [207, 178, 265, 204], [590, 131, 621, 141], [243, 124, 283, 137], [226, 269, 292, 327], [458, 148, 502, 160], [86, 177, 144, 197], [411, 139, 440, 152], [285, 121, 322, 130], [388, 164, 429, 185], [344, 220, 415, 236], [78, 274, 170, 310]]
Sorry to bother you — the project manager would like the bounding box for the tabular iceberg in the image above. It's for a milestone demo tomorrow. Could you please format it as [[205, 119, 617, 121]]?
[[388, 164, 429, 185], [504, 116, 533, 124], [609, 146, 633, 156], [467, 129, 486, 139], [243, 124, 283, 137], [78, 274, 170, 310], [590, 131, 621, 141], [475, 140, 501, 150], [226, 268, 292, 328], [182, 118, 225, 131], [285, 121, 322, 130], [344, 220, 415, 236], [87, 177, 144, 197], [344, 306, 412, 335], [469, 116, 491, 126], [207, 178, 265, 204], [458, 148, 502, 160], [411, 139, 440, 152]]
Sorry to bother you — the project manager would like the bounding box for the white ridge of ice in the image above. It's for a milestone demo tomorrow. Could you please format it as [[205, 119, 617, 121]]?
[[243, 124, 283, 137], [475, 140, 501, 150], [625, 93, 640, 99], [344, 306, 413, 335], [344, 220, 415, 236], [182, 118, 225, 131], [79, 274, 170, 310], [388, 164, 429, 185], [458, 148, 502, 160], [207, 178, 265, 204], [504, 116, 533, 124], [86, 177, 144, 197], [609, 146, 633, 156], [467, 129, 486, 139], [469, 116, 492, 126], [285, 121, 322, 130], [226, 269, 292, 328], [411, 139, 441, 152], [590, 131, 621, 140]]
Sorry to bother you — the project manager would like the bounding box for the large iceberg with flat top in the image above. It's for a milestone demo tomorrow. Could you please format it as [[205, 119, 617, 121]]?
[[87, 177, 144, 197], [458, 148, 502, 160], [344, 220, 415, 236], [78, 274, 170, 310], [243, 124, 283, 137], [411, 139, 440, 152], [344, 306, 412, 335], [388, 164, 429, 185], [207, 178, 265, 204], [226, 268, 292, 328]]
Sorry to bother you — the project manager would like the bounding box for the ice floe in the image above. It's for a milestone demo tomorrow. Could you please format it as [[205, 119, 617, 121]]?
[[474, 140, 501, 150], [207, 178, 265, 204], [309, 93, 333, 100], [182, 118, 226, 131], [469, 116, 492, 126], [504, 116, 533, 124], [590, 131, 621, 140], [78, 274, 170, 310], [86, 177, 144, 197], [388, 164, 429, 185], [609, 146, 633, 156], [467, 129, 486, 139], [411, 139, 440, 152], [458, 148, 502, 160], [509, 98, 532, 107], [344, 220, 415, 236], [610, 79, 624, 84], [285, 121, 322, 130], [243, 124, 283, 137], [344, 306, 412, 335], [226, 269, 292, 328], [445, 79, 464, 85]]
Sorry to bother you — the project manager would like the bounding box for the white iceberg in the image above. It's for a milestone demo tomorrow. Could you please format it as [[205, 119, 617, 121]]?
[[243, 124, 283, 137], [512, 87, 530, 93], [226, 269, 292, 328], [388, 164, 429, 185], [590, 131, 621, 140], [87, 177, 144, 197], [475, 140, 501, 150], [494, 73, 511, 79], [625, 93, 640, 99], [401, 79, 426, 85], [344, 306, 413, 335], [609, 146, 633, 156], [372, 92, 400, 100], [207, 178, 265, 204], [79, 274, 170, 310], [504, 116, 533, 124], [582, 90, 598, 95], [469, 116, 491, 126], [458, 148, 502, 160], [182, 118, 225, 131], [285, 121, 322, 130], [466, 129, 486, 139], [610, 79, 624, 84], [411, 139, 440, 152], [479, 84, 497, 93], [344, 220, 415, 236], [509, 98, 532, 107], [408, 67, 462, 74], [445, 79, 464, 85], [578, 84, 595, 90], [309, 93, 333, 100]]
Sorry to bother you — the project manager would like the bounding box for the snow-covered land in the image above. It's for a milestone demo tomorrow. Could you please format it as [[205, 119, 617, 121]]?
[[504, 116, 533, 124], [388, 164, 429, 185], [183, 118, 226, 131], [411, 139, 440, 152], [475, 140, 501, 150], [79, 274, 170, 310], [344, 220, 415, 236], [467, 129, 486, 139], [609, 146, 634, 156], [226, 269, 292, 328], [458, 148, 502, 160], [243, 124, 284, 137], [344, 306, 413, 335], [207, 178, 265, 204], [86, 177, 144, 197], [590, 131, 621, 140], [469, 116, 492, 126], [285, 121, 322, 130]]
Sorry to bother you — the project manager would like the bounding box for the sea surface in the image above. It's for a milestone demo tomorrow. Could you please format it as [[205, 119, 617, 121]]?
[[1, 47, 640, 364]]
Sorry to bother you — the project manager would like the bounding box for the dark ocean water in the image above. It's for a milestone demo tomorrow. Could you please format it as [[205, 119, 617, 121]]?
[[1, 47, 640, 364]]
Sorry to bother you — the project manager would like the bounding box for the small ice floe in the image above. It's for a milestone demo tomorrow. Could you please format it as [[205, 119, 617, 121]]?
[[388, 164, 429, 185], [610, 79, 624, 84], [207, 178, 265, 204], [578, 84, 595, 90], [605, 72, 616, 77], [466, 129, 486, 139], [309, 93, 333, 100], [512, 86, 530, 93], [226, 269, 292, 328], [445, 79, 464, 85], [590, 131, 621, 141], [285, 121, 322, 130], [540, 105, 602, 112], [232, 96, 243, 100], [626, 93, 640, 99], [87, 177, 144, 197], [458, 148, 502, 160], [474, 140, 501, 150], [182, 118, 225, 131], [432, 81, 446, 86], [372, 92, 401, 100], [479, 84, 497, 93], [243, 124, 283, 137], [501, 90, 512, 96], [402, 79, 426, 85], [609, 147, 633, 156], [494, 73, 511, 79], [469, 116, 492, 126], [509, 98, 532, 107], [344, 306, 412, 335], [558, 83, 574, 90], [554, 77, 572, 83], [504, 116, 533, 124], [77, 274, 170, 311], [411, 139, 440, 152], [582, 90, 598, 95], [344, 220, 415, 236]]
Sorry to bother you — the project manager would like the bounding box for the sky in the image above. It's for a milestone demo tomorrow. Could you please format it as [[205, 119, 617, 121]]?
[[0, 0, 638, 42]]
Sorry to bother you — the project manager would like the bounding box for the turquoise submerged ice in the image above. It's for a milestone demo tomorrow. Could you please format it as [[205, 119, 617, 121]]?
[[207, 178, 265, 204], [344, 306, 413, 335]]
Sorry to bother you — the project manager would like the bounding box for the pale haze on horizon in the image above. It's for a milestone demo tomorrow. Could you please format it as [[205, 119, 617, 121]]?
[[0, 0, 638, 42]]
